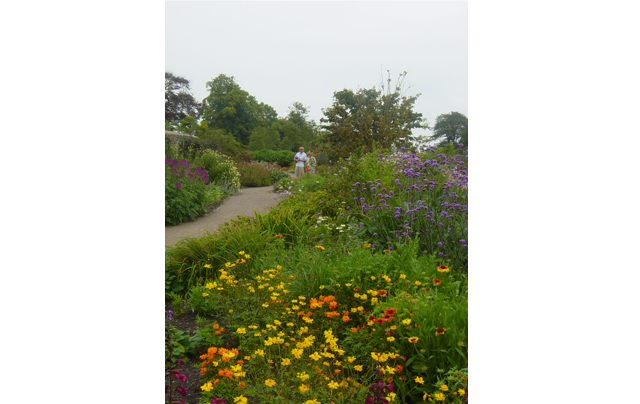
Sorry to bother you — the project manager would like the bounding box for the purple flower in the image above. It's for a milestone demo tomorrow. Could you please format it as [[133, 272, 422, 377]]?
[[319, 201, 324, 204], [177, 386, 187, 397], [211, 398, 227, 404], [459, 239, 466, 243], [174, 182, 182, 189]]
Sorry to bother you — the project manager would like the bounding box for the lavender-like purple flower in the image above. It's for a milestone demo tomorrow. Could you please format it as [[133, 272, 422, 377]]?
[[174, 182, 182, 189]]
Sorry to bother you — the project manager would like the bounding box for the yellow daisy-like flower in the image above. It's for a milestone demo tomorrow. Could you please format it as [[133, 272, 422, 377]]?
[[364, 243, 372, 247], [200, 381, 213, 392], [265, 379, 276, 387], [415, 280, 422, 286], [276, 265, 282, 270], [234, 396, 248, 404], [297, 372, 310, 381], [399, 274, 406, 279], [327, 381, 339, 389], [309, 352, 322, 361], [255, 349, 265, 357], [228, 309, 233, 313], [371, 297, 378, 304], [236, 258, 246, 264], [354, 365, 363, 371], [244, 254, 250, 259], [414, 376, 424, 384], [440, 384, 449, 392], [435, 327, 446, 336], [347, 356, 356, 363], [370, 276, 376, 281], [387, 336, 395, 342], [238, 251, 245, 255], [408, 337, 419, 343], [202, 293, 209, 297], [236, 328, 246, 334], [402, 319, 411, 325], [204, 264, 212, 268], [458, 388, 466, 395], [299, 383, 310, 392], [281, 358, 291, 366], [319, 285, 325, 289], [437, 265, 450, 273], [315, 245, 325, 251], [434, 392, 445, 401], [303, 400, 320, 404], [386, 392, 396, 402]]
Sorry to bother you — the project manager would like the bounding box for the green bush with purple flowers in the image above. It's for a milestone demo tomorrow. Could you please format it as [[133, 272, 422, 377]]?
[[165, 156, 210, 226]]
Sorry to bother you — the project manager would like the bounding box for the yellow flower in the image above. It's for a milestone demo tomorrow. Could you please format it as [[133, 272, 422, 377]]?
[[371, 297, 378, 304], [303, 400, 320, 404], [370, 276, 376, 281], [204, 264, 212, 268], [255, 349, 265, 357], [319, 285, 325, 289], [299, 383, 310, 392], [415, 280, 422, 286], [238, 251, 245, 255], [399, 274, 406, 279], [202, 293, 209, 297], [309, 352, 322, 361], [440, 384, 449, 392], [354, 365, 363, 371], [281, 358, 291, 366], [297, 372, 310, 381], [245, 254, 250, 259], [265, 379, 276, 387], [229, 309, 233, 313], [408, 337, 419, 343], [200, 381, 213, 391], [327, 381, 339, 389], [347, 356, 356, 363], [234, 397, 247, 404], [387, 336, 395, 342], [276, 265, 282, 270], [364, 243, 372, 247], [345, 283, 352, 287], [236, 327, 246, 334], [402, 319, 411, 325], [434, 393, 445, 401], [458, 388, 465, 395], [414, 376, 424, 384], [386, 392, 396, 402]]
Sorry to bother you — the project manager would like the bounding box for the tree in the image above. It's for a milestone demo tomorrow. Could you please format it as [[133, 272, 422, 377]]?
[[165, 72, 200, 122], [431, 111, 468, 147], [320, 71, 427, 159], [201, 74, 278, 146]]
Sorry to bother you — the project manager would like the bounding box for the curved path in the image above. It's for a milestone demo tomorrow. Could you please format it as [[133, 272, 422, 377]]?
[[165, 186, 282, 247]]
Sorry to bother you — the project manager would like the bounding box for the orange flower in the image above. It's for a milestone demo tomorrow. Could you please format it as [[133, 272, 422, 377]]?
[[377, 290, 387, 296], [433, 278, 442, 285], [435, 327, 446, 336], [354, 286, 360, 292], [342, 315, 350, 322], [395, 364, 403, 372], [384, 308, 397, 317], [329, 301, 338, 309], [387, 376, 394, 383], [213, 324, 220, 329]]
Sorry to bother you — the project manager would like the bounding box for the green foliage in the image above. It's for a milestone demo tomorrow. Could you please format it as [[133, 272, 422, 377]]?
[[165, 72, 200, 122], [201, 74, 278, 145], [165, 323, 202, 364], [431, 111, 468, 147], [195, 149, 241, 194], [320, 71, 427, 159], [165, 163, 208, 226], [236, 161, 271, 187], [251, 149, 295, 167]]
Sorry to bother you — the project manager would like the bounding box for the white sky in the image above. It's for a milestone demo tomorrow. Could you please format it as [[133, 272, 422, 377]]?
[[165, 1, 467, 138]]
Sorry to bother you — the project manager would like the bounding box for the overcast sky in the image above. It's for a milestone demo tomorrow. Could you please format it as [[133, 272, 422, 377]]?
[[166, 1, 467, 139]]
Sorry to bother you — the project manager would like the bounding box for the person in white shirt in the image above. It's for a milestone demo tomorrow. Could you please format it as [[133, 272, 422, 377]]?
[[294, 146, 307, 178]]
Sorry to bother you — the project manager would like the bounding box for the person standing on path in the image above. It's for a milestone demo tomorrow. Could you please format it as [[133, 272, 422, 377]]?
[[307, 151, 317, 174], [294, 146, 307, 178]]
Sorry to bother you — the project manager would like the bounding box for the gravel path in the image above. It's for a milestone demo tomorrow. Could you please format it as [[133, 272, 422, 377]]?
[[165, 186, 283, 247]]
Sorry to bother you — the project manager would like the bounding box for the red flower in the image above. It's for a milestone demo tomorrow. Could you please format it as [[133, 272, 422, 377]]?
[[433, 278, 442, 285], [384, 308, 397, 317], [354, 286, 361, 292], [435, 327, 446, 336], [378, 290, 387, 296]]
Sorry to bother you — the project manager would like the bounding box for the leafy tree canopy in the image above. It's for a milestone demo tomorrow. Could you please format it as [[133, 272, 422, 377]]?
[[201, 74, 278, 146], [165, 72, 200, 122], [431, 111, 468, 147], [320, 71, 427, 159]]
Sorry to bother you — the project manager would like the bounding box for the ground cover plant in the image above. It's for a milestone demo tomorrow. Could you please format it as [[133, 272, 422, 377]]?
[[165, 147, 468, 403], [166, 156, 211, 226]]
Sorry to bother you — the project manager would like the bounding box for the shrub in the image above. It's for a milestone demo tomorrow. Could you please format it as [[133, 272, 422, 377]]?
[[195, 149, 241, 195], [251, 149, 295, 167], [236, 161, 271, 187], [165, 157, 210, 226]]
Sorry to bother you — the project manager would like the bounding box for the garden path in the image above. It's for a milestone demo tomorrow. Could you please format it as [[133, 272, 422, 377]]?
[[165, 185, 283, 247]]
